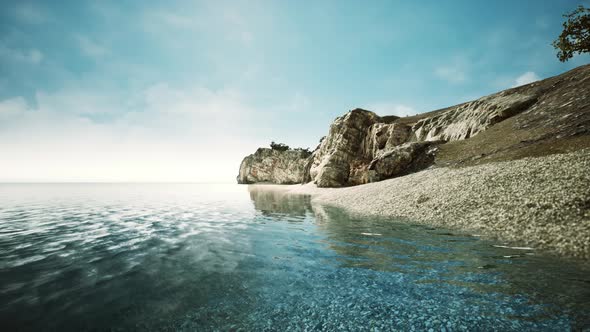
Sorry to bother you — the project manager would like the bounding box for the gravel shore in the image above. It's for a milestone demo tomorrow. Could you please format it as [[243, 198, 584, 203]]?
[[249, 150, 590, 259]]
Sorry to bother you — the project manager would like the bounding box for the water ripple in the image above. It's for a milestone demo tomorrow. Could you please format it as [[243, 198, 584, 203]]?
[[0, 184, 588, 331]]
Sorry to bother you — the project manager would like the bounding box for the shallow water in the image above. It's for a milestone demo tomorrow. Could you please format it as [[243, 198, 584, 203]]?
[[0, 184, 589, 331]]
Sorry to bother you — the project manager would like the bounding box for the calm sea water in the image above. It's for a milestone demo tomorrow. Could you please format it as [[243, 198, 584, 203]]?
[[0, 184, 589, 331]]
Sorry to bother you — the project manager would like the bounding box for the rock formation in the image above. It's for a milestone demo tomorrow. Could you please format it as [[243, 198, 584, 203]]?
[[307, 109, 385, 187], [237, 148, 311, 184], [367, 141, 443, 183], [412, 91, 538, 141], [305, 109, 442, 187], [238, 64, 590, 188]]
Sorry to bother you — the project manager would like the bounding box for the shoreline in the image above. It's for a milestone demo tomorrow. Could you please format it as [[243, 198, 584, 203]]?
[[248, 149, 590, 260]]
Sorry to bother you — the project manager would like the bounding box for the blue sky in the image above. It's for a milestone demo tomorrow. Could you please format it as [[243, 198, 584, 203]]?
[[0, 0, 589, 182]]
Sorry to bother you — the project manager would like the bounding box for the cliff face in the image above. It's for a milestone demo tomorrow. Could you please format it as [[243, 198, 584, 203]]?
[[308, 109, 383, 187], [412, 91, 538, 141], [237, 148, 310, 184], [306, 109, 442, 187], [238, 64, 590, 187]]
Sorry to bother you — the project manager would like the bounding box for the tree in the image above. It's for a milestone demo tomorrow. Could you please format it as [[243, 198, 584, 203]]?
[[270, 141, 289, 152], [552, 5, 590, 62]]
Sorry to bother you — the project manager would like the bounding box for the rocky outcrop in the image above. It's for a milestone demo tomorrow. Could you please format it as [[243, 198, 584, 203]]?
[[239, 95, 542, 187], [306, 109, 435, 187], [240, 93, 544, 187], [238, 64, 590, 188], [364, 122, 413, 157], [237, 148, 311, 184], [308, 109, 384, 187], [412, 91, 538, 141], [367, 141, 443, 183], [304, 90, 541, 187]]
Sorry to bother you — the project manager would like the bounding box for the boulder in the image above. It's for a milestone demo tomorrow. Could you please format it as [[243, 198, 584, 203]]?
[[368, 141, 443, 182]]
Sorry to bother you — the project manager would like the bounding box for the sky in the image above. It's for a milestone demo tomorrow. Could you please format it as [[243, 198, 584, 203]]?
[[0, 0, 589, 182]]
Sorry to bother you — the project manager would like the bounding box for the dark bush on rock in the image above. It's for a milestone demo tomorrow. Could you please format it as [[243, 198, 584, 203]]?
[[270, 141, 290, 152]]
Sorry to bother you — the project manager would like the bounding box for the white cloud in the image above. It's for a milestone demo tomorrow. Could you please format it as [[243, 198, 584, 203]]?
[[140, 83, 252, 124], [0, 85, 261, 182], [142, 5, 256, 47], [0, 45, 43, 64], [0, 97, 28, 117], [35, 89, 116, 115], [367, 103, 416, 117], [513, 71, 540, 87], [76, 35, 109, 58]]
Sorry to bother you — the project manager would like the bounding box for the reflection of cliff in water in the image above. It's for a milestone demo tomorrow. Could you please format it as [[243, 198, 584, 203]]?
[[248, 186, 313, 218], [246, 188, 590, 330]]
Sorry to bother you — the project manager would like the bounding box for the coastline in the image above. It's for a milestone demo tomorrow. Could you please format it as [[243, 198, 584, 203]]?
[[248, 149, 590, 259]]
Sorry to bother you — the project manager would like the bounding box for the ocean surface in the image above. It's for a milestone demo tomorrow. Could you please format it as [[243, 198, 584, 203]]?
[[0, 184, 589, 331]]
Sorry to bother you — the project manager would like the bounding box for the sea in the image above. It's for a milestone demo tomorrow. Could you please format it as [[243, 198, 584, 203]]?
[[0, 183, 588, 331]]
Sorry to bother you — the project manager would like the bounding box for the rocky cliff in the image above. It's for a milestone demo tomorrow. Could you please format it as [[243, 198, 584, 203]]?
[[238, 64, 590, 187], [306, 109, 443, 187], [412, 91, 538, 141], [237, 148, 311, 184]]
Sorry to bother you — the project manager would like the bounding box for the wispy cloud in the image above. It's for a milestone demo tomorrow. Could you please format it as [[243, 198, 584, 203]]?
[[145, 10, 196, 29], [13, 3, 48, 24], [0, 97, 28, 117], [0, 45, 43, 64], [367, 103, 416, 117], [221, 8, 255, 46], [513, 71, 540, 87], [435, 66, 467, 83], [35, 89, 116, 116], [434, 57, 469, 83], [140, 83, 252, 121], [534, 16, 550, 30], [279, 92, 310, 113], [76, 35, 109, 58], [142, 4, 256, 47]]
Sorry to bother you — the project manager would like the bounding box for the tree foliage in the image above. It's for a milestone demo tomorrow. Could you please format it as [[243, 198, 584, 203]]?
[[270, 141, 289, 151], [552, 5, 590, 62]]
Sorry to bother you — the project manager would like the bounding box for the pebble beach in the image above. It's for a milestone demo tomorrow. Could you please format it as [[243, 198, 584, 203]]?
[[250, 150, 590, 259]]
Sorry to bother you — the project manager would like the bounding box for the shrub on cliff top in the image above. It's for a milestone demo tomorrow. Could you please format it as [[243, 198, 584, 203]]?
[[269, 142, 312, 157], [270, 141, 289, 151]]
